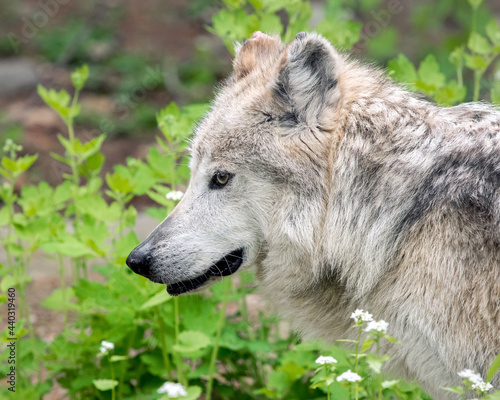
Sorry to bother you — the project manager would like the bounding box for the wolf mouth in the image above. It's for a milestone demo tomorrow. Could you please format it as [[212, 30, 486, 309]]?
[[166, 248, 244, 296]]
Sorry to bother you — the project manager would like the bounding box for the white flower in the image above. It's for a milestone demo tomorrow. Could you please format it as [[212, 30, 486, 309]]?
[[336, 369, 362, 383], [458, 369, 484, 385], [157, 381, 188, 397], [315, 355, 337, 365], [99, 340, 114, 354], [471, 381, 494, 393], [365, 320, 389, 333], [350, 309, 373, 323], [165, 190, 184, 201]]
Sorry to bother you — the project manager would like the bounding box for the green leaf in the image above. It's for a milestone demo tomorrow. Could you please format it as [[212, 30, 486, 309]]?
[[468, 33, 492, 55], [267, 369, 292, 395], [159, 385, 202, 400], [435, 81, 467, 106], [184, 386, 202, 400], [492, 85, 500, 105], [53, 181, 72, 205], [113, 231, 139, 262], [486, 19, 500, 45], [147, 188, 170, 207], [140, 290, 172, 310], [71, 65, 89, 90], [360, 339, 375, 353], [417, 54, 445, 90], [83, 152, 105, 174], [1, 157, 18, 173], [110, 355, 128, 362], [131, 163, 157, 195], [258, 13, 283, 36], [381, 380, 399, 389], [1, 275, 16, 292], [464, 54, 489, 70], [487, 352, 500, 382], [442, 385, 466, 394], [146, 147, 175, 180], [92, 379, 119, 391], [468, 0, 483, 10], [449, 46, 464, 69], [387, 54, 418, 84], [173, 330, 212, 353], [51, 151, 70, 165], [365, 354, 390, 374], [16, 154, 38, 173], [0, 206, 9, 225], [41, 288, 76, 311], [317, 19, 361, 51], [145, 207, 166, 222], [106, 170, 136, 194], [77, 216, 109, 255], [280, 361, 306, 381], [37, 85, 71, 120], [208, 9, 259, 52], [42, 237, 95, 258]]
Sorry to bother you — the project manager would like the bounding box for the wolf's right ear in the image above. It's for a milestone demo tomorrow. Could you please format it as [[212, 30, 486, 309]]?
[[273, 32, 340, 125], [233, 32, 284, 80]]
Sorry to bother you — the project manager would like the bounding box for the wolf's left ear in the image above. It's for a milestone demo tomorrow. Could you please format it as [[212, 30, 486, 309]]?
[[273, 33, 340, 125]]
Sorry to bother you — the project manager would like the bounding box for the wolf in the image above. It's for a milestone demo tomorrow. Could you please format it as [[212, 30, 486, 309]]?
[[127, 31, 500, 398]]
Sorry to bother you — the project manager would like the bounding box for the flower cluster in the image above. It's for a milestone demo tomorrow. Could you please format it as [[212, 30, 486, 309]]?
[[337, 370, 362, 383], [166, 190, 184, 201], [99, 340, 114, 354], [365, 320, 389, 334], [315, 355, 337, 365], [157, 381, 188, 397], [457, 369, 494, 393], [350, 309, 373, 324], [2, 139, 22, 157]]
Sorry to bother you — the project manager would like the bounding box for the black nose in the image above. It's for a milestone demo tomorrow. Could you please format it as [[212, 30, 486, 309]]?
[[126, 243, 152, 277]]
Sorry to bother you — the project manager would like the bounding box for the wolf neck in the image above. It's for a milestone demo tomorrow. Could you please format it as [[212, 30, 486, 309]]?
[[258, 61, 437, 336], [318, 59, 434, 298]]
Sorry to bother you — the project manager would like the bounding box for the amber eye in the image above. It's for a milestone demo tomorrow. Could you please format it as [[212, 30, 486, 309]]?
[[210, 171, 233, 189]]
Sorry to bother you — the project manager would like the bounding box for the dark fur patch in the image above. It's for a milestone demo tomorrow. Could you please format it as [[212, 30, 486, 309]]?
[[472, 112, 485, 122], [272, 36, 338, 124], [399, 151, 500, 234], [278, 111, 299, 127]]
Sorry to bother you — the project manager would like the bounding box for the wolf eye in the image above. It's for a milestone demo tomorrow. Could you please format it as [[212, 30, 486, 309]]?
[[210, 171, 232, 189]]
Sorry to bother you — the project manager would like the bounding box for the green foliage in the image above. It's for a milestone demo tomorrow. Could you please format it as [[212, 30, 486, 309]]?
[[208, 0, 365, 53]]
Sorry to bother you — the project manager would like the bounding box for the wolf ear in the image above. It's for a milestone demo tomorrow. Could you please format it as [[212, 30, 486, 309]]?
[[233, 32, 284, 80], [273, 32, 340, 125]]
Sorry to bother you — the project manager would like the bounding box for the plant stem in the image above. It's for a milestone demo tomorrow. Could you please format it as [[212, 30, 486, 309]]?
[[354, 326, 362, 400], [457, 67, 463, 88], [57, 255, 68, 330], [108, 354, 116, 400], [156, 307, 173, 380], [471, 4, 477, 37], [118, 325, 137, 400], [377, 339, 382, 400], [325, 365, 331, 400], [239, 274, 254, 341], [173, 297, 186, 386], [473, 71, 482, 102], [206, 278, 231, 400]]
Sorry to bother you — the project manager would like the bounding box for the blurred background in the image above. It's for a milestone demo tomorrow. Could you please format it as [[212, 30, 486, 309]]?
[[1, 0, 499, 189]]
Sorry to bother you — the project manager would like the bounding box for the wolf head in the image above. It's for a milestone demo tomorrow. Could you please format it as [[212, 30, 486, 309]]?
[[127, 32, 344, 295]]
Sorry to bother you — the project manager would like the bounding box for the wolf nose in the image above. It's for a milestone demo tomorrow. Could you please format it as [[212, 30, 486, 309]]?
[[126, 244, 152, 277]]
